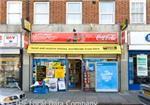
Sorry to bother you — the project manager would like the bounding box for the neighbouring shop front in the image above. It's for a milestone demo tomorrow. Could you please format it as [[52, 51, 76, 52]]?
[[27, 32, 121, 92], [128, 32, 150, 90], [0, 33, 22, 89]]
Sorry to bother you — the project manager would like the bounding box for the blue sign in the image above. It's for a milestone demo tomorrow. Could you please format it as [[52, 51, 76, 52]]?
[[96, 62, 118, 92], [145, 34, 150, 42]]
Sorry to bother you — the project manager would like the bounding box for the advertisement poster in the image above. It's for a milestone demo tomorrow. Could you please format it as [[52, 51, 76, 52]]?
[[58, 80, 66, 91], [137, 55, 148, 76], [54, 69, 64, 78], [31, 32, 118, 43], [96, 62, 118, 92], [49, 78, 57, 92]]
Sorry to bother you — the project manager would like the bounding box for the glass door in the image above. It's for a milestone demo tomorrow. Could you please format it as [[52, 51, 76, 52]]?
[[0, 56, 20, 87], [68, 59, 82, 90]]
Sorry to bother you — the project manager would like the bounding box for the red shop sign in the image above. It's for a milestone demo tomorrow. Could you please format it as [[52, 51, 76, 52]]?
[[121, 31, 125, 45], [24, 34, 29, 49], [31, 32, 118, 43]]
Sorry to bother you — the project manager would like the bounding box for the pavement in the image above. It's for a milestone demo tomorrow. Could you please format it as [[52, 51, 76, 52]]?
[[21, 91, 144, 105]]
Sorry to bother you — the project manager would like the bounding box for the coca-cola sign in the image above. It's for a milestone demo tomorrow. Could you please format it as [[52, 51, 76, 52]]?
[[31, 32, 118, 43]]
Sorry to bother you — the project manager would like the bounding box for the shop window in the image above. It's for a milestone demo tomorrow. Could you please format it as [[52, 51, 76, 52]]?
[[7, 1, 22, 24], [66, 2, 82, 24], [32, 58, 67, 91], [0, 56, 20, 87], [130, 0, 146, 24], [99, 1, 115, 24], [129, 54, 150, 85], [34, 2, 49, 24]]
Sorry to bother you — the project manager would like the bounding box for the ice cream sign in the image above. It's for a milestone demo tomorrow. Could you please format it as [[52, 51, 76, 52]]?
[[0, 33, 20, 47]]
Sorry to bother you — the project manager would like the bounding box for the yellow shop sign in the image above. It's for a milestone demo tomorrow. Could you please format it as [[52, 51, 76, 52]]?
[[27, 44, 121, 54]]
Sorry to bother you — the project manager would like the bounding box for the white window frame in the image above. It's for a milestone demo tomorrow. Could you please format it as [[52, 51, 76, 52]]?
[[66, 2, 82, 24], [130, 0, 146, 24], [7, 1, 22, 24], [34, 2, 49, 24], [99, 1, 115, 24]]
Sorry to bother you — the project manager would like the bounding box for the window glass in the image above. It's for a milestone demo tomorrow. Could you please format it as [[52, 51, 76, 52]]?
[[99, 1, 115, 24], [34, 2, 49, 24], [7, 1, 22, 24], [8, 3, 21, 13], [0, 56, 20, 87], [130, 0, 145, 24], [100, 14, 113, 24], [34, 14, 49, 24], [35, 3, 49, 13], [68, 3, 81, 13], [67, 14, 81, 24], [66, 2, 82, 24], [8, 14, 21, 24], [129, 54, 150, 85], [100, 2, 114, 13]]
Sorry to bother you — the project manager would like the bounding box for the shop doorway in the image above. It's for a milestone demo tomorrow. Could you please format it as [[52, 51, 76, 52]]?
[[68, 59, 82, 90]]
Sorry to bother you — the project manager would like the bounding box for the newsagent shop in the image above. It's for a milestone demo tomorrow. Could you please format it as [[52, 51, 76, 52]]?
[[128, 32, 150, 90], [27, 32, 121, 93], [0, 33, 23, 88]]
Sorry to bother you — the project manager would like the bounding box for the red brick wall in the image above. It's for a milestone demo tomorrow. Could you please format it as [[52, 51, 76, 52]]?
[[0, 0, 6, 24], [22, 0, 27, 20], [147, 0, 150, 24], [115, 0, 129, 24], [29, 0, 34, 24], [50, 0, 66, 24], [0, 0, 1, 23], [83, 0, 99, 24]]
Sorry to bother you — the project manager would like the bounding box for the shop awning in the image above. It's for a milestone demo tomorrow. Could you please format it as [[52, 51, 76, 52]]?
[[27, 44, 121, 54]]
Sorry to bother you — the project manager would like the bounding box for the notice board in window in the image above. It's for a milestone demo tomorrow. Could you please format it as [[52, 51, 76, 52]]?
[[36, 66, 46, 81], [96, 62, 118, 92]]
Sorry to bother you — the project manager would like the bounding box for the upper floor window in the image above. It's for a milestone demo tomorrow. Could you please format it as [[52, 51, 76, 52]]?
[[34, 2, 49, 24], [7, 1, 22, 24], [66, 2, 82, 24], [99, 1, 115, 24], [130, 0, 146, 24]]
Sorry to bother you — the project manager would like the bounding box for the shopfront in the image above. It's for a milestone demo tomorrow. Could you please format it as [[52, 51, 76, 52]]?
[[28, 32, 121, 92], [0, 33, 22, 88], [128, 32, 150, 90]]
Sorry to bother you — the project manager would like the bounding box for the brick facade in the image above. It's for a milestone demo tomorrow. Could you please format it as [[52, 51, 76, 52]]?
[[0, 0, 6, 24], [147, 0, 150, 24], [115, 0, 129, 24], [50, 0, 66, 24], [0, 0, 150, 24], [83, 0, 99, 24]]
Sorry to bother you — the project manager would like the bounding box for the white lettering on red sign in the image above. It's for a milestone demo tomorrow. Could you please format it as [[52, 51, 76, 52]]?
[[96, 34, 116, 41]]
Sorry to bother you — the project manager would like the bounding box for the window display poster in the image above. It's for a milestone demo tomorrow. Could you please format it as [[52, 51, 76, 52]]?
[[96, 62, 118, 92], [137, 54, 148, 76], [88, 63, 95, 71], [58, 80, 66, 91], [129, 57, 134, 84], [49, 78, 57, 92], [54, 69, 64, 78]]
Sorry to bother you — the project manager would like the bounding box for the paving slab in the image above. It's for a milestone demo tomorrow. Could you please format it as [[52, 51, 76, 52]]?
[[23, 91, 142, 105]]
